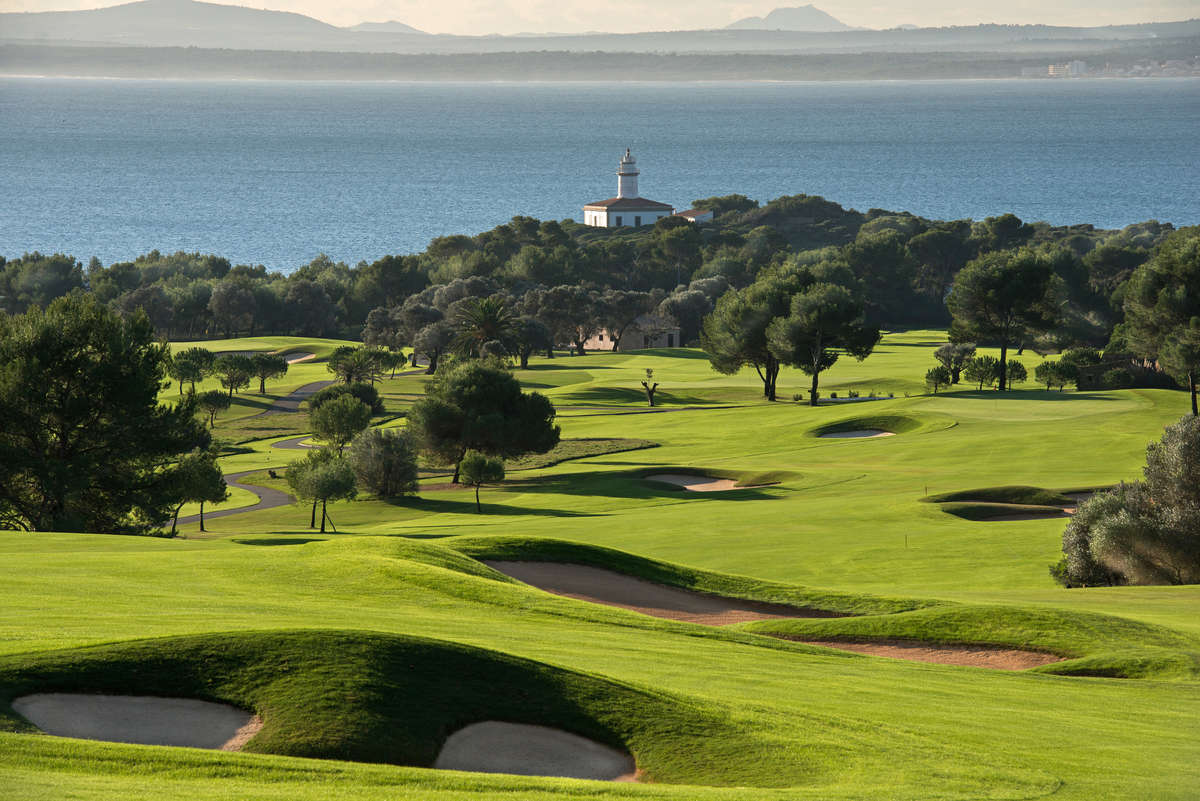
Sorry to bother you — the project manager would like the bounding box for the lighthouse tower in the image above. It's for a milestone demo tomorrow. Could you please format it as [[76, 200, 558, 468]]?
[[616, 148, 639, 198], [583, 148, 674, 228]]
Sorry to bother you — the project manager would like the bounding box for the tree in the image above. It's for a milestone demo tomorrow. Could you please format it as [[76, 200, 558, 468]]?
[[459, 450, 505, 513], [213, 354, 253, 398], [170, 448, 227, 534], [308, 382, 384, 415], [413, 321, 456, 374], [452, 295, 516, 358], [766, 282, 880, 407], [513, 316, 552, 369], [701, 271, 800, 401], [327, 346, 381, 385], [408, 361, 559, 482], [310, 395, 372, 454], [283, 279, 338, 336], [286, 447, 333, 529], [947, 250, 1060, 391], [208, 278, 257, 338], [286, 449, 356, 533], [925, 365, 952, 393], [597, 289, 658, 351], [934, 342, 976, 384], [1035, 361, 1070, 391], [251, 353, 289, 394], [1123, 227, 1200, 415], [348, 428, 419, 498], [540, 285, 601, 356], [641, 368, 659, 407], [362, 306, 403, 350], [309, 459, 357, 532], [1005, 359, 1028, 386], [0, 295, 209, 534], [1054, 415, 1200, 586], [962, 355, 1001, 390], [168, 347, 215, 395], [197, 389, 231, 427]]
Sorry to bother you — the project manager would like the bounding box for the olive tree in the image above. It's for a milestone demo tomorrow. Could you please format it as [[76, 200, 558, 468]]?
[[1054, 415, 1200, 586]]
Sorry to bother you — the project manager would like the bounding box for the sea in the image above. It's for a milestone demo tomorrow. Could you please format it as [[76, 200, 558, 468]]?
[[1, 77, 1198, 272]]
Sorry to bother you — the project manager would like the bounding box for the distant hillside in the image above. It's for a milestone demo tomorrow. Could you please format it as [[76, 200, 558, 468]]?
[[345, 20, 426, 35], [727, 5, 853, 32], [1, 0, 1197, 56]]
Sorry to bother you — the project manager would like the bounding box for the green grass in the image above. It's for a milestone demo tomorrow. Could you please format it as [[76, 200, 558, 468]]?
[[4, 330, 1200, 800]]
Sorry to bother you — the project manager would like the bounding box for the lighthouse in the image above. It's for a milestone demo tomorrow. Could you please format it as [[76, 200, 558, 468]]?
[[583, 148, 674, 228], [616, 148, 639, 198]]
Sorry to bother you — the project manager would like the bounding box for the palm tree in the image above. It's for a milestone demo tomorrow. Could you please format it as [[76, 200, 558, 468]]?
[[452, 296, 516, 358]]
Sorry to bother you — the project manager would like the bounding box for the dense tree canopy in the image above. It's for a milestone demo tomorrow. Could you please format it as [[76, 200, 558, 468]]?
[[0, 296, 209, 533], [1123, 227, 1200, 414]]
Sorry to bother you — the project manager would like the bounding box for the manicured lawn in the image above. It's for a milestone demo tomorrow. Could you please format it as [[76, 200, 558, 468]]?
[[3, 331, 1198, 800]]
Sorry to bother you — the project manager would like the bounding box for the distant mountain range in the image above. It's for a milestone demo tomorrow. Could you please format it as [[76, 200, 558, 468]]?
[[1, 0, 1197, 56], [344, 21, 427, 35], [726, 5, 854, 32]]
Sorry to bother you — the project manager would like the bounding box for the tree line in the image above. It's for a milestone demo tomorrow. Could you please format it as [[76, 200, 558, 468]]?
[[2, 195, 1175, 352]]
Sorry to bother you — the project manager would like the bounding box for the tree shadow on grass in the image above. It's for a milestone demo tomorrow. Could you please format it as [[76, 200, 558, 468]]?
[[501, 469, 782, 501], [556, 386, 712, 406], [937, 389, 1124, 402], [521, 363, 614, 372], [382, 495, 599, 518]]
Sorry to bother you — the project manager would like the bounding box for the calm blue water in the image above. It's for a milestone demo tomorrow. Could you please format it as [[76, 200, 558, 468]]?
[[1, 78, 1198, 271]]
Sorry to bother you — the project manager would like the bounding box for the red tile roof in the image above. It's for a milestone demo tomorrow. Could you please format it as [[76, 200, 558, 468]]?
[[583, 197, 675, 211]]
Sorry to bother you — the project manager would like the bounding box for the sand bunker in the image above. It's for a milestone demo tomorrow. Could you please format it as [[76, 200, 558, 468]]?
[[795, 640, 1062, 670], [645, 473, 749, 492], [13, 694, 262, 750], [818, 430, 895, 439], [434, 721, 636, 781], [285, 352, 316, 364], [486, 561, 832, 625]]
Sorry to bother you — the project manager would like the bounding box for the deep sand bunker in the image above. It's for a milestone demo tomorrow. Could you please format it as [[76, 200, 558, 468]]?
[[645, 473, 754, 492], [434, 721, 636, 781], [486, 561, 832, 625], [818, 430, 895, 439], [13, 694, 262, 750], [794, 640, 1062, 670]]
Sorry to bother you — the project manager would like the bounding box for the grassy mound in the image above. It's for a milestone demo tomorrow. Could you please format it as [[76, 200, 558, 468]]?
[[450, 537, 935, 617], [0, 630, 764, 785], [740, 605, 1200, 680]]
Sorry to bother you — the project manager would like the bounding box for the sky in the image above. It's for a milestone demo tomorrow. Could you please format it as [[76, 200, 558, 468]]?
[[1, 0, 1195, 35]]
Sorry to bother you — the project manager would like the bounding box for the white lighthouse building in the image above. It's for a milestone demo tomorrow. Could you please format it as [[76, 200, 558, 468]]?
[[582, 149, 675, 228]]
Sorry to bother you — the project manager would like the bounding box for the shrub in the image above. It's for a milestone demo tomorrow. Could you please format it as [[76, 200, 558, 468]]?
[[1103, 368, 1135, 389]]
